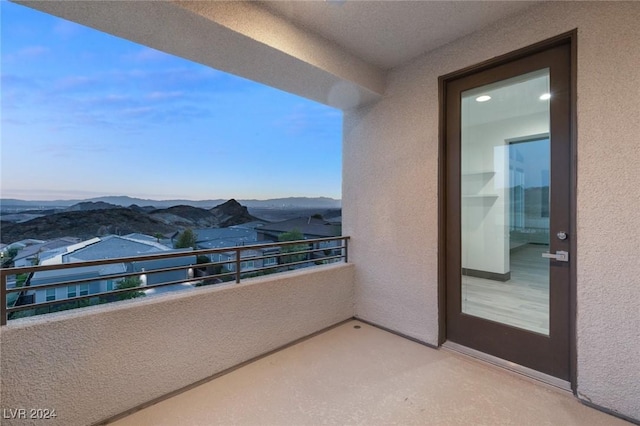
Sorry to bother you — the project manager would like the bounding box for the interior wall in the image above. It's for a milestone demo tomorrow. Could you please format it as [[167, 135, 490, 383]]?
[[461, 111, 549, 274], [343, 2, 640, 420], [0, 264, 354, 425]]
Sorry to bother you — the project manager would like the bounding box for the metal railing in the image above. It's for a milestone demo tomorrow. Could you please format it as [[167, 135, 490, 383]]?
[[0, 236, 349, 325]]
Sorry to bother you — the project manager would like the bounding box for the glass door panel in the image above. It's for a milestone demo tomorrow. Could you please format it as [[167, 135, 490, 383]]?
[[460, 70, 551, 335]]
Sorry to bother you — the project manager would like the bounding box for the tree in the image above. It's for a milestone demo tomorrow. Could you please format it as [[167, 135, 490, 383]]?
[[15, 273, 28, 287], [175, 228, 197, 249], [279, 229, 304, 243], [115, 276, 146, 300], [7, 247, 19, 259], [2, 247, 20, 267], [278, 229, 307, 268], [197, 254, 223, 275]]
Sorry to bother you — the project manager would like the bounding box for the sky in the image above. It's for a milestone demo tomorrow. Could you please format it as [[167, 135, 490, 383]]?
[[0, 1, 343, 201]]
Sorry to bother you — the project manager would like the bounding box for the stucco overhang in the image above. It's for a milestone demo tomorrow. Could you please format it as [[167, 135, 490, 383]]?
[[16, 0, 385, 109]]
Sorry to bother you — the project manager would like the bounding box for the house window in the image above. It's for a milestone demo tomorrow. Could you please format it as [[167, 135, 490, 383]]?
[[79, 284, 89, 296], [240, 260, 255, 270], [46, 288, 56, 301], [67, 286, 77, 298], [264, 257, 277, 266]]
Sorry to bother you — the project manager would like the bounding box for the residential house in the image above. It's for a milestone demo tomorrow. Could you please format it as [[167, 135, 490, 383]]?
[[11, 237, 80, 267], [257, 217, 341, 242], [123, 232, 163, 244], [216, 246, 265, 273], [5, 238, 46, 254], [28, 235, 196, 304], [27, 263, 127, 305], [129, 248, 196, 295], [229, 220, 268, 230], [258, 216, 343, 261], [194, 226, 259, 247], [2, 2, 639, 425], [194, 229, 278, 273]]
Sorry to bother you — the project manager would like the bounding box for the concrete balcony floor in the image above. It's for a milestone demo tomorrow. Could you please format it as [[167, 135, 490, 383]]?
[[112, 320, 627, 425]]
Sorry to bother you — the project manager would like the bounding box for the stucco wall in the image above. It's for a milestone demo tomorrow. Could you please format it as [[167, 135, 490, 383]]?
[[0, 264, 354, 425], [343, 1, 640, 420]]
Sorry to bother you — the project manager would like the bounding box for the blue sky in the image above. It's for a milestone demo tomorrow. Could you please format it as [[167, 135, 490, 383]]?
[[0, 2, 342, 201]]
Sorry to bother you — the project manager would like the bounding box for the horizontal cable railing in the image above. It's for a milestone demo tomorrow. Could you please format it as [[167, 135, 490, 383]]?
[[1, 236, 349, 325]]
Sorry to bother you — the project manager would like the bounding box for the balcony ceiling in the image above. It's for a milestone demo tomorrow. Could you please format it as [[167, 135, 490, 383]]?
[[17, 0, 541, 109], [259, 1, 541, 70]]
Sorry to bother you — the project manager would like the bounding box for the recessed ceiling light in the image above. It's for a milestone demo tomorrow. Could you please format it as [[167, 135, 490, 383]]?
[[476, 95, 491, 102], [539, 93, 551, 100]]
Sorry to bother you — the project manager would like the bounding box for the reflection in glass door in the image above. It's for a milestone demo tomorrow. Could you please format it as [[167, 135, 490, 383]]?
[[460, 70, 551, 335]]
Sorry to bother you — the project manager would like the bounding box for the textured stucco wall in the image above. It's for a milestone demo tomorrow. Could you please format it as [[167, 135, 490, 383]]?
[[0, 264, 354, 425], [343, 1, 640, 420]]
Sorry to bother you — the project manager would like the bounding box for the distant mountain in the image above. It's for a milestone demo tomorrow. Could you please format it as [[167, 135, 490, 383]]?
[[239, 197, 342, 209], [0, 208, 176, 243], [1, 196, 341, 211], [149, 199, 259, 228], [0, 199, 261, 244], [65, 201, 120, 212], [128, 204, 157, 214], [210, 199, 260, 227], [151, 205, 215, 228]]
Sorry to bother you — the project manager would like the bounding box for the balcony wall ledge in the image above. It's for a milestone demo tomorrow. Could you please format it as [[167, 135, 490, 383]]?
[[0, 263, 355, 426]]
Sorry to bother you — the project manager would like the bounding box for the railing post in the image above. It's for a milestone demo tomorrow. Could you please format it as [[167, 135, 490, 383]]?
[[1, 272, 7, 326], [344, 238, 349, 263], [235, 248, 241, 284]]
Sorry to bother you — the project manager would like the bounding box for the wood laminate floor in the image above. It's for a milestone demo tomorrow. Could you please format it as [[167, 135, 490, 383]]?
[[462, 244, 550, 334]]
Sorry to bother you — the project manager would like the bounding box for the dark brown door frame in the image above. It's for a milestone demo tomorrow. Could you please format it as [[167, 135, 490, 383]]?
[[437, 30, 577, 390]]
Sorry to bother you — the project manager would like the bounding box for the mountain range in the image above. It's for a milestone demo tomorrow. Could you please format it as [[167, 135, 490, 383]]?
[[0, 199, 260, 244], [1, 196, 341, 211]]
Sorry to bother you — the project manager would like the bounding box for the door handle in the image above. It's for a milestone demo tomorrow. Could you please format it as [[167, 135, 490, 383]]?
[[542, 250, 569, 262]]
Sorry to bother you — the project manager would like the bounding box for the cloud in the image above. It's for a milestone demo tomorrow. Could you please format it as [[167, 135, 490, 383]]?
[[1, 74, 42, 89], [120, 104, 212, 123], [273, 103, 342, 137], [107, 67, 236, 93], [2, 22, 38, 39], [3, 63, 251, 134], [2, 74, 26, 85], [104, 94, 132, 103], [51, 75, 98, 92], [41, 140, 108, 155], [146, 91, 184, 101], [83, 93, 135, 108], [121, 106, 155, 118], [279, 109, 311, 135], [18, 45, 50, 58], [1, 118, 27, 126], [125, 47, 173, 62], [153, 105, 212, 123], [0, 188, 110, 200], [52, 19, 84, 39], [1, 74, 44, 109], [2, 45, 50, 63]]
